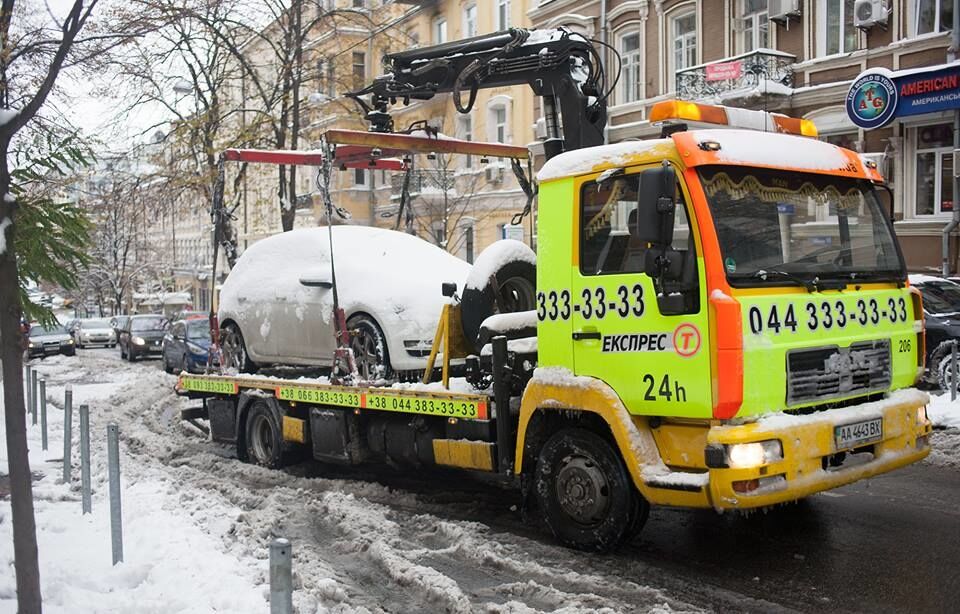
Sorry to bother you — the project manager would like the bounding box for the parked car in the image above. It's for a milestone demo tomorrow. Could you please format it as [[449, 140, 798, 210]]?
[[909, 274, 960, 389], [110, 315, 130, 341], [172, 310, 207, 321], [218, 226, 471, 379], [75, 318, 117, 348], [163, 318, 215, 374], [27, 322, 76, 359], [118, 314, 169, 361]]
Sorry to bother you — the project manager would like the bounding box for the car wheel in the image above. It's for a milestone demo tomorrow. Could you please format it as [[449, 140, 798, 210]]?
[[535, 428, 646, 552], [460, 241, 537, 352], [181, 353, 190, 374], [347, 315, 392, 381], [934, 340, 960, 392], [162, 352, 174, 374], [110, 343, 116, 348], [244, 401, 286, 468], [221, 322, 256, 373], [120, 344, 127, 360]]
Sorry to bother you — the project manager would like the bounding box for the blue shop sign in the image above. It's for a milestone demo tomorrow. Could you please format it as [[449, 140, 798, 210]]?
[[846, 63, 960, 130]]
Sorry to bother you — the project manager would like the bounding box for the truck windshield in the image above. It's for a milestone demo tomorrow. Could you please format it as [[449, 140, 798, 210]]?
[[699, 166, 904, 286]]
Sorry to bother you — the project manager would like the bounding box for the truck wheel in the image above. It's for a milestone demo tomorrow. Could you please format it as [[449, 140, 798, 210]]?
[[221, 323, 256, 373], [460, 240, 536, 351], [348, 315, 392, 381], [244, 402, 286, 469], [535, 428, 646, 552]]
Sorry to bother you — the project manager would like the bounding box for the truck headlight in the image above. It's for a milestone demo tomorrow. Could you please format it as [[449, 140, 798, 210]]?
[[917, 406, 928, 425], [727, 440, 783, 468], [133, 336, 146, 346]]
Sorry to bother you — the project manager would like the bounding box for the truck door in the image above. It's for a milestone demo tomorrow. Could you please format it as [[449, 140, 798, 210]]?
[[570, 170, 712, 418]]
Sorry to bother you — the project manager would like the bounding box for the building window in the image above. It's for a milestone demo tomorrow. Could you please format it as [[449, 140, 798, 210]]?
[[461, 223, 475, 263], [671, 11, 697, 91], [326, 59, 336, 97], [354, 168, 368, 187], [740, 0, 769, 52], [496, 0, 510, 30], [821, 0, 857, 56], [619, 31, 642, 104], [915, 0, 954, 35], [457, 114, 473, 168], [464, 4, 478, 37], [433, 17, 447, 44], [407, 28, 420, 48], [915, 124, 955, 216], [352, 51, 366, 90], [493, 106, 507, 143], [353, 0, 365, 8]]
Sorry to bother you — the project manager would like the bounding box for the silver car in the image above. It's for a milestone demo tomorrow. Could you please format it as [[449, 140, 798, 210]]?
[[75, 318, 117, 348], [217, 226, 471, 378]]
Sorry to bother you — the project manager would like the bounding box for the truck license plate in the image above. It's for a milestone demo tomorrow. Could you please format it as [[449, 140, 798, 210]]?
[[834, 417, 882, 450]]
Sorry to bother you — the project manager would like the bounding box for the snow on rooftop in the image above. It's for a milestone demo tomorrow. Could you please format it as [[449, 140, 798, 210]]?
[[536, 139, 674, 182], [693, 129, 852, 172]]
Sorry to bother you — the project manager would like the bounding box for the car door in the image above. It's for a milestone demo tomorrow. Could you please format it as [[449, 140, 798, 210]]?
[[569, 169, 712, 418]]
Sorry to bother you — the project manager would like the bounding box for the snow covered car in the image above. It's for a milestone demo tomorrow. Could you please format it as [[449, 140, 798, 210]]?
[[218, 226, 471, 378], [75, 318, 117, 348], [27, 323, 76, 358]]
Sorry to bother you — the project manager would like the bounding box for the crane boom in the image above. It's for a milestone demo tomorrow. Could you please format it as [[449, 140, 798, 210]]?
[[348, 28, 608, 160]]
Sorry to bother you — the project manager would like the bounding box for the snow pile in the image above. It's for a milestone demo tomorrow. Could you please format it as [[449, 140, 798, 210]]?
[[480, 310, 537, 333], [0, 217, 11, 256], [537, 139, 674, 182], [698, 129, 851, 172], [927, 392, 960, 429], [464, 239, 536, 291]]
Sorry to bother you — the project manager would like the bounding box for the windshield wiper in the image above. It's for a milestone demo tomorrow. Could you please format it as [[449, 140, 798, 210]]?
[[752, 268, 820, 292]]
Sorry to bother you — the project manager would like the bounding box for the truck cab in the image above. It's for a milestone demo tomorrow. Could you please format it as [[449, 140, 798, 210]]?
[[518, 100, 931, 547]]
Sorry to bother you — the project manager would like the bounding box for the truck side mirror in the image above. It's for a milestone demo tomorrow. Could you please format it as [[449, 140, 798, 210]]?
[[441, 282, 458, 297], [634, 162, 676, 247]]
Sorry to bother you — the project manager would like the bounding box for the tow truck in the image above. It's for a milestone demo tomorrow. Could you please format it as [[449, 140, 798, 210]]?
[[178, 28, 932, 551]]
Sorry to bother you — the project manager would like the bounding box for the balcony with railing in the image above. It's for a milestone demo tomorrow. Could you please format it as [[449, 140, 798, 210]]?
[[676, 48, 795, 102]]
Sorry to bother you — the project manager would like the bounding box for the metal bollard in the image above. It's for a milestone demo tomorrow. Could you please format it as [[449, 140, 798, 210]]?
[[950, 340, 958, 398], [270, 538, 293, 614], [107, 423, 123, 564], [80, 404, 91, 514], [40, 378, 48, 451], [63, 384, 73, 483], [25, 364, 32, 419], [30, 369, 38, 425]]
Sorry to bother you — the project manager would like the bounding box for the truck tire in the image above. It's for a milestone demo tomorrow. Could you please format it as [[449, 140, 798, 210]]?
[[535, 427, 646, 552], [244, 401, 286, 469], [348, 314, 392, 381], [460, 240, 536, 352], [221, 322, 256, 373]]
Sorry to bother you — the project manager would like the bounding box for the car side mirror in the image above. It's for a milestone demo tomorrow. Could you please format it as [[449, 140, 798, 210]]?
[[441, 282, 458, 297], [634, 162, 676, 247], [299, 271, 333, 289]]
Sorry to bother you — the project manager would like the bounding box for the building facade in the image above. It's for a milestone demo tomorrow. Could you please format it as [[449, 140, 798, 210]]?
[[529, 0, 959, 272]]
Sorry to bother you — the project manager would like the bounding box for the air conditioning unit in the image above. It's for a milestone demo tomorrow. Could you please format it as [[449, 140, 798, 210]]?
[[854, 0, 888, 29], [485, 165, 504, 183], [769, 0, 801, 24]]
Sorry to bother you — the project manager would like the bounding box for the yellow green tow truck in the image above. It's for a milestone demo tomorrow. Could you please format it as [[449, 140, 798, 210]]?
[[179, 29, 932, 551]]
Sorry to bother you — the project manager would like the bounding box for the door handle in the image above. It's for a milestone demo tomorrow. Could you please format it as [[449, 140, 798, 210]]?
[[572, 329, 601, 341]]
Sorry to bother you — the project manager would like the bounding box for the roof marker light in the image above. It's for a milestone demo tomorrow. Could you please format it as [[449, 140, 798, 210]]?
[[650, 99, 818, 138]]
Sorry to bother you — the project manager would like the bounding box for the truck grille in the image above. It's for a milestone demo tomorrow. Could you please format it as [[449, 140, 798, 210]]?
[[786, 340, 891, 407]]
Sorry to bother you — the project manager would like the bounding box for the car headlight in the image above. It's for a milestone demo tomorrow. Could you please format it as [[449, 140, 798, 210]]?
[[132, 336, 146, 345], [65, 339, 74, 345], [28, 342, 35, 348], [726, 440, 783, 468], [186, 342, 206, 356]]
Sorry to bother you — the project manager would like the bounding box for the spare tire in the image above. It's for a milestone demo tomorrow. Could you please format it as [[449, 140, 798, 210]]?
[[460, 240, 537, 352]]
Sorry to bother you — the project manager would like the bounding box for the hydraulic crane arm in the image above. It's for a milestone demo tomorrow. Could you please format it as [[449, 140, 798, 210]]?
[[348, 28, 609, 160]]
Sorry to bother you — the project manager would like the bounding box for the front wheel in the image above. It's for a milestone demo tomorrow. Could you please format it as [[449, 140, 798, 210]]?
[[535, 428, 647, 552], [348, 315, 392, 381], [935, 341, 960, 392], [244, 402, 286, 468], [221, 323, 256, 373]]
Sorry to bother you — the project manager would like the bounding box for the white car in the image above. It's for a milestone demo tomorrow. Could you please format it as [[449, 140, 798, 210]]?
[[75, 318, 117, 348], [217, 226, 471, 379]]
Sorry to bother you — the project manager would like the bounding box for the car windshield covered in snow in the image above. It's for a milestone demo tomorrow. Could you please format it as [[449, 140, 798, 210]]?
[[918, 279, 960, 314], [700, 167, 904, 286], [186, 320, 210, 341], [131, 316, 168, 332]]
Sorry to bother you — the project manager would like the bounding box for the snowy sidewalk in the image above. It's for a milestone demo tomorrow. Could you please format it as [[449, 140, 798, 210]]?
[[0, 354, 267, 613]]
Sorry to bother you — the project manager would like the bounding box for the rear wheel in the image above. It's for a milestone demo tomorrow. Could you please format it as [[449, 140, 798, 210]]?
[[348, 315, 391, 381], [535, 428, 646, 552], [934, 341, 960, 392], [244, 402, 286, 468], [221, 323, 256, 373]]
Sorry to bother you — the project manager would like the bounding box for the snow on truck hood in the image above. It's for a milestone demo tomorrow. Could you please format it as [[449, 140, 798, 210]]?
[[536, 130, 865, 182], [219, 226, 471, 333]]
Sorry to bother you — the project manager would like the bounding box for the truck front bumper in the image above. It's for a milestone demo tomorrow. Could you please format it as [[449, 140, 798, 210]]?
[[704, 389, 931, 509]]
